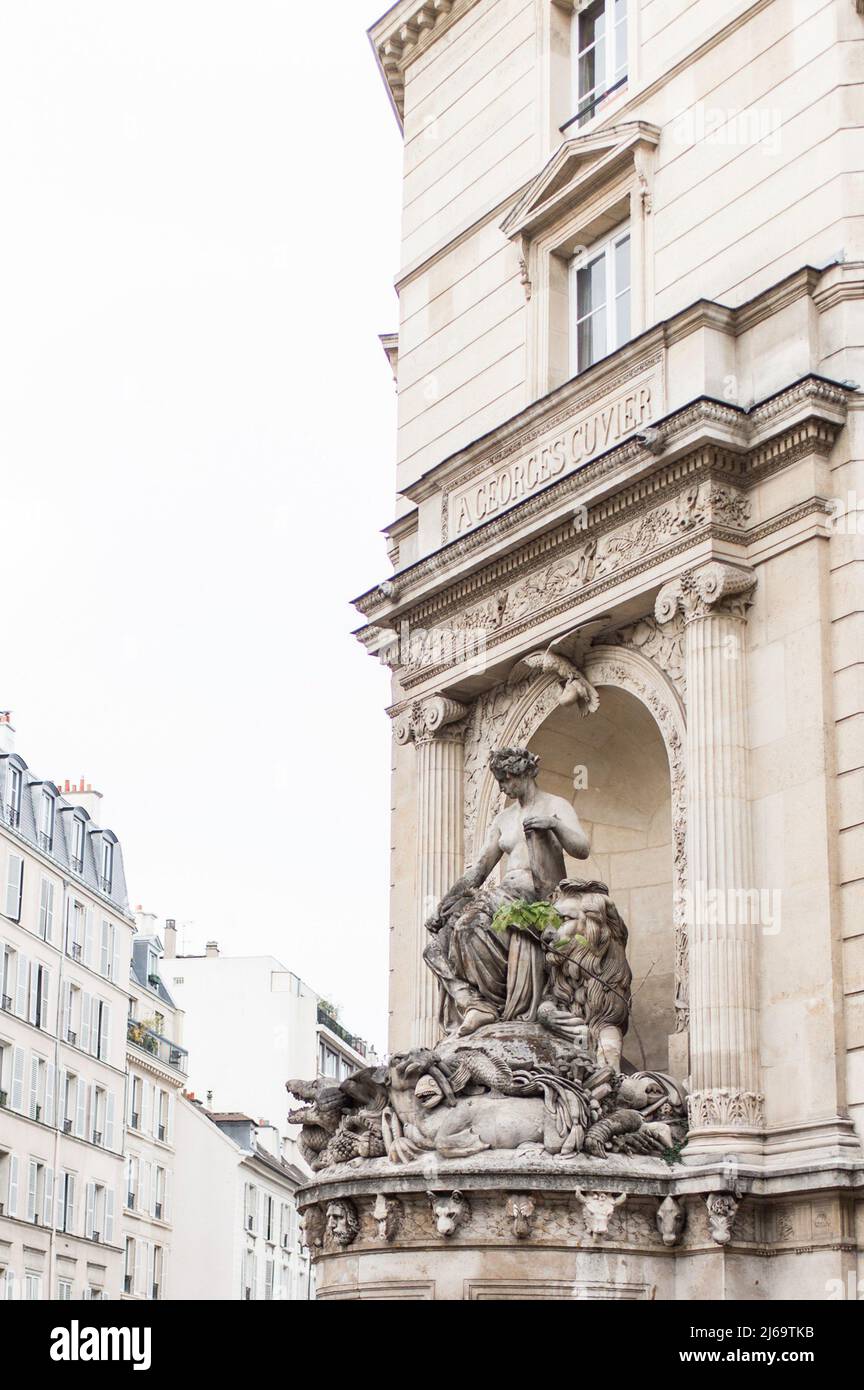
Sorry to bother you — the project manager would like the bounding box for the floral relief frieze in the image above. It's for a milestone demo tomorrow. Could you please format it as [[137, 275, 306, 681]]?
[[396, 478, 750, 683]]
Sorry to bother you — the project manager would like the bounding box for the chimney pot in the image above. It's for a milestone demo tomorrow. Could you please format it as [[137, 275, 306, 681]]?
[[205, 941, 219, 958]]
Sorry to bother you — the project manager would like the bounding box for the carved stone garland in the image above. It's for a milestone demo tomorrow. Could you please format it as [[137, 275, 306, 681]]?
[[463, 644, 689, 1031]]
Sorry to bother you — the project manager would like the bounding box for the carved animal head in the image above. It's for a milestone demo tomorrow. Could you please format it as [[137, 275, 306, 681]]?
[[574, 1188, 626, 1237], [285, 1082, 346, 1135], [706, 1193, 739, 1247], [656, 1195, 685, 1247], [372, 1194, 402, 1243], [507, 1194, 536, 1240], [428, 1189, 470, 1238]]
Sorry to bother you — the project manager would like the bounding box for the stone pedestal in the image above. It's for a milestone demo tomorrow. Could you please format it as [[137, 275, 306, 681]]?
[[298, 1156, 860, 1301]]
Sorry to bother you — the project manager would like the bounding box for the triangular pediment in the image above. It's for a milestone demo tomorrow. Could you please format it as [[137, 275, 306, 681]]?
[[501, 122, 660, 242]]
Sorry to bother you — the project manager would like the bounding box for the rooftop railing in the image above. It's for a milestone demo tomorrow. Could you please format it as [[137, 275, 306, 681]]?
[[127, 1018, 188, 1075]]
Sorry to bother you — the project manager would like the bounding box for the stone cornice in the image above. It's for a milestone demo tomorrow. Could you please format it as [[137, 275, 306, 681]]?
[[369, 0, 482, 125], [354, 375, 849, 631]]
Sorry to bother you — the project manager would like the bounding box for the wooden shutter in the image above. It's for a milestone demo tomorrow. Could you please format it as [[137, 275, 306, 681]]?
[[105, 1188, 115, 1244], [80, 992, 91, 1052], [28, 962, 38, 1025], [110, 925, 120, 985], [43, 1167, 54, 1227], [27, 1160, 38, 1222], [7, 1154, 19, 1218], [105, 1090, 116, 1151], [75, 1077, 86, 1138], [85, 1182, 95, 1239], [55, 1171, 66, 1232], [45, 1063, 55, 1128], [11, 1046, 25, 1111], [61, 981, 71, 1040], [100, 920, 110, 977], [28, 1055, 39, 1118], [14, 954, 27, 1018], [65, 1174, 76, 1232], [99, 1003, 110, 1063], [38, 967, 50, 1031], [134, 1238, 145, 1296], [84, 910, 95, 970], [4, 854, 22, 920]]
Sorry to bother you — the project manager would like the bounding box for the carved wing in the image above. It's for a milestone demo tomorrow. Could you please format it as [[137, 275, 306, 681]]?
[[506, 651, 547, 685]]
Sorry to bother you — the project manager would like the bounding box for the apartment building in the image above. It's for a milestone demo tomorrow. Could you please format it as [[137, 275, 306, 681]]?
[[121, 911, 187, 1301], [171, 1098, 310, 1301], [0, 718, 133, 1300], [166, 945, 374, 1168]]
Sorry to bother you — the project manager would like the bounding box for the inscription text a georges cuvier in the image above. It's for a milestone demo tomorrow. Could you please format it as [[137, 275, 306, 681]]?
[[450, 378, 656, 538]]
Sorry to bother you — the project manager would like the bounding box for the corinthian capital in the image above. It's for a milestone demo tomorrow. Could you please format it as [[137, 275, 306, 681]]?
[[655, 561, 757, 626], [392, 696, 468, 746]]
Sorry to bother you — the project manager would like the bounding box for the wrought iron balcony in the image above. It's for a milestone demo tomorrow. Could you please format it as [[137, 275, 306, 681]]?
[[316, 1005, 366, 1056], [126, 1018, 188, 1075], [3, 802, 20, 828], [71, 856, 83, 875], [1, 994, 11, 1012]]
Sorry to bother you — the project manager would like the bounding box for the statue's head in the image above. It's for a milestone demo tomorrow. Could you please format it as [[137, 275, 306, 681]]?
[[489, 747, 540, 799]]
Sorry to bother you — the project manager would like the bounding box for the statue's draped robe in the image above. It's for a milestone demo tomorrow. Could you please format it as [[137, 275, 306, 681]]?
[[436, 826, 564, 1029]]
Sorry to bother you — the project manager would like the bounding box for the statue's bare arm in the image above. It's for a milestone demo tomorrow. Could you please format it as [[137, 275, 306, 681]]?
[[523, 798, 590, 860], [426, 820, 504, 931]]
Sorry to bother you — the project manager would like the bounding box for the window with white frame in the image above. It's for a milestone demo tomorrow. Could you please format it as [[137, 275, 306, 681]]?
[[38, 878, 55, 941], [571, 0, 628, 128], [570, 223, 631, 373], [4, 765, 22, 826], [244, 1182, 258, 1233], [56, 1171, 76, 1233], [0, 942, 15, 1013], [24, 1271, 42, 1301], [57, 1278, 73, 1300], [38, 790, 55, 852], [71, 817, 86, 874], [100, 839, 113, 894]]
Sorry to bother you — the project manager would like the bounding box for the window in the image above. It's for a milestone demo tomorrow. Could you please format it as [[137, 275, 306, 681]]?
[[264, 1257, 274, 1301], [571, 224, 630, 372], [0, 943, 14, 1012], [264, 1192, 275, 1243], [66, 901, 84, 960], [100, 840, 113, 894], [130, 1076, 142, 1130], [38, 878, 54, 942], [56, 1171, 76, 1234], [57, 1278, 73, 1300], [4, 853, 23, 921], [100, 919, 119, 981], [152, 1245, 163, 1301], [26, 1159, 46, 1223], [71, 817, 86, 874], [31, 963, 50, 1031], [126, 1155, 139, 1211], [38, 790, 55, 852], [124, 1238, 135, 1294], [4, 765, 22, 827], [572, 0, 627, 127], [244, 1182, 258, 1233], [85, 1181, 114, 1243], [23, 1272, 42, 1301]]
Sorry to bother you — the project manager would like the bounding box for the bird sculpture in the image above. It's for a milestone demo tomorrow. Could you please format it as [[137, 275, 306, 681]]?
[[506, 624, 608, 716]]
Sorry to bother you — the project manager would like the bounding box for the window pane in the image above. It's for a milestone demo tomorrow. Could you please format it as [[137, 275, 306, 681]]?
[[615, 235, 631, 291], [577, 254, 607, 321], [578, 309, 607, 370], [615, 289, 631, 348], [614, 0, 628, 79]]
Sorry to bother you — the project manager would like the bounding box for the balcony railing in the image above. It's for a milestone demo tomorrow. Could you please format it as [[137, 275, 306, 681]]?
[[126, 1019, 188, 1075], [3, 802, 20, 828], [316, 1005, 366, 1057], [38, 832, 53, 853], [71, 856, 83, 875], [69, 943, 82, 962], [1, 994, 11, 1012]]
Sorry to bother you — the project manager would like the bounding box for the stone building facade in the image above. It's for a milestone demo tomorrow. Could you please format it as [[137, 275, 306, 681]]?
[[0, 723, 134, 1300], [344, 0, 864, 1299]]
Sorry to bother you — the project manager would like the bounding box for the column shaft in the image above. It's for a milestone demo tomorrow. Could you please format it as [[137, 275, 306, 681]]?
[[413, 731, 464, 1048]]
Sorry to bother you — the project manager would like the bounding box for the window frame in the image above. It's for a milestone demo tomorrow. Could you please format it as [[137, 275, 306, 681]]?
[[570, 220, 631, 375], [569, 0, 628, 130]]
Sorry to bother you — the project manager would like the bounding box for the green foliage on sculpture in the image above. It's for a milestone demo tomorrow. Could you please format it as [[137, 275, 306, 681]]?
[[491, 899, 562, 938]]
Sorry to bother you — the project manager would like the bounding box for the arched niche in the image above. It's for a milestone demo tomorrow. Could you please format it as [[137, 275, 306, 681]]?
[[463, 644, 687, 1072]]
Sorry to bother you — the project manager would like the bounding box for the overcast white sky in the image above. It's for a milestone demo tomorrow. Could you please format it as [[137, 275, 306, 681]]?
[[0, 2, 402, 1050]]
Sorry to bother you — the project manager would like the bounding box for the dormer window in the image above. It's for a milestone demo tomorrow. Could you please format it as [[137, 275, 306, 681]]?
[[100, 839, 114, 895], [39, 790, 55, 853], [71, 816, 86, 875], [4, 765, 22, 828], [570, 0, 628, 129]]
